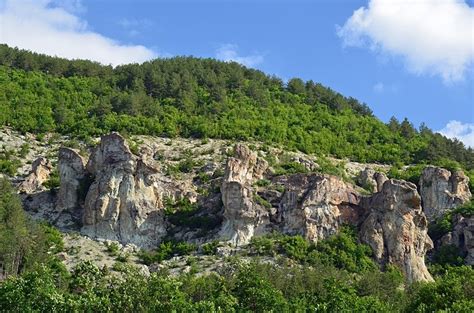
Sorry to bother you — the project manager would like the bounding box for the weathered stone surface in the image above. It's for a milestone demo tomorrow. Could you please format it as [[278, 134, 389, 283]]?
[[278, 174, 363, 243], [357, 167, 388, 193], [420, 166, 471, 222], [57, 148, 86, 212], [360, 179, 433, 282], [18, 157, 52, 193], [81, 133, 167, 247], [220, 144, 270, 245], [441, 214, 474, 265]]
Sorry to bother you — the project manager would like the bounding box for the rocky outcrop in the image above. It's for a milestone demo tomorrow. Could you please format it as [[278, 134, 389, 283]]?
[[278, 174, 363, 243], [357, 167, 388, 193], [57, 148, 86, 212], [18, 157, 52, 193], [220, 144, 269, 245], [360, 179, 433, 282], [420, 166, 471, 222], [81, 133, 168, 247], [441, 214, 474, 265]]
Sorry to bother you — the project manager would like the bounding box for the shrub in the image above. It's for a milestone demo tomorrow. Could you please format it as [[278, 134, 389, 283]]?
[[202, 241, 219, 255]]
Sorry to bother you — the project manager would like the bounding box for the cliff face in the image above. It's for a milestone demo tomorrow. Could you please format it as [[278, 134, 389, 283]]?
[[81, 133, 167, 247], [419, 166, 471, 222], [56, 133, 189, 247], [13, 133, 472, 282], [360, 180, 433, 282], [219, 144, 269, 245]]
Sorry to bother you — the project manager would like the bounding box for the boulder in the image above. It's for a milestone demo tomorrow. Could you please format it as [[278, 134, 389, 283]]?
[[219, 144, 269, 245], [419, 166, 471, 222], [360, 179, 433, 282], [56, 148, 86, 212], [278, 174, 363, 243], [18, 157, 52, 193]]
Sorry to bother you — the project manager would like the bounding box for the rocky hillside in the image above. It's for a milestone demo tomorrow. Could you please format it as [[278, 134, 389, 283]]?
[[1, 127, 472, 284]]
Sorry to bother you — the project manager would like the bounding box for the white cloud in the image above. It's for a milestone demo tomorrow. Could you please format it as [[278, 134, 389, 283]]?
[[438, 120, 474, 147], [216, 44, 264, 67], [0, 0, 157, 66], [337, 0, 474, 83]]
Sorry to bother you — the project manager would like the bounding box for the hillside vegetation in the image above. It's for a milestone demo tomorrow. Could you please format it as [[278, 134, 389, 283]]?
[[0, 44, 472, 170]]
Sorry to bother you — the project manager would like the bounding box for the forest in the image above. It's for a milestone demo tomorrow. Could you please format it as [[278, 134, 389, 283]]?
[[0, 44, 472, 170]]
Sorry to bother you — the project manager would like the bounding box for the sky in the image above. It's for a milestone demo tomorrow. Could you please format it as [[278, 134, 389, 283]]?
[[0, 0, 473, 147]]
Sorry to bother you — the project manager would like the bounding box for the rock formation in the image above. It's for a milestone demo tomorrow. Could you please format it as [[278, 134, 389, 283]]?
[[441, 214, 474, 265], [360, 179, 433, 282], [220, 144, 269, 245], [419, 166, 471, 222], [278, 174, 363, 243], [57, 148, 86, 212], [81, 133, 168, 247], [18, 157, 52, 193], [356, 167, 388, 193]]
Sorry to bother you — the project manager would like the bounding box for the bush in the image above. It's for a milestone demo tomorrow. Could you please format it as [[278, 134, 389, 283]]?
[[202, 241, 219, 255], [431, 245, 464, 266], [43, 169, 60, 190]]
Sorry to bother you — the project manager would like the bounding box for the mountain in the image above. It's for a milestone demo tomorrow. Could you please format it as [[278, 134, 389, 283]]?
[[0, 45, 473, 311]]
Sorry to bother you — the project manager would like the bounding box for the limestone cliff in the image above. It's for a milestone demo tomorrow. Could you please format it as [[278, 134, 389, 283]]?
[[360, 179, 433, 282], [219, 144, 269, 245], [80, 133, 168, 247], [419, 166, 471, 222], [277, 174, 363, 243]]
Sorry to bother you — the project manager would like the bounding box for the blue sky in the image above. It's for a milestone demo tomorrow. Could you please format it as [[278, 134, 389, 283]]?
[[1, 0, 473, 146]]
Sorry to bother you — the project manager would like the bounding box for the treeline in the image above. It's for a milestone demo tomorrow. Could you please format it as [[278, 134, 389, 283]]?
[[0, 44, 472, 170]]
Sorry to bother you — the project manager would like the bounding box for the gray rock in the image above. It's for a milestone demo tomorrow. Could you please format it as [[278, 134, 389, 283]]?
[[419, 166, 471, 222], [360, 179, 433, 282]]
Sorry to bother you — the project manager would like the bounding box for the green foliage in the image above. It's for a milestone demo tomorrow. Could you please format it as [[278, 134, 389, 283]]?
[[249, 227, 376, 273], [255, 178, 271, 187], [388, 163, 426, 185], [1, 253, 474, 312], [1, 45, 472, 171], [0, 149, 21, 176], [202, 240, 219, 255], [43, 168, 60, 190], [431, 245, 464, 266], [274, 161, 309, 175], [0, 178, 59, 277], [254, 192, 272, 209], [428, 212, 453, 242], [137, 240, 196, 266], [405, 266, 474, 312], [105, 241, 120, 256], [453, 200, 474, 216]]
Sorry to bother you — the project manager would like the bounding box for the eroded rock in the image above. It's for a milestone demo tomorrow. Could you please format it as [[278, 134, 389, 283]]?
[[420, 166, 471, 222], [360, 179, 433, 282], [278, 174, 363, 243], [441, 214, 474, 265], [57, 148, 86, 212], [81, 133, 168, 247], [18, 157, 52, 193], [357, 167, 388, 193], [220, 144, 269, 245]]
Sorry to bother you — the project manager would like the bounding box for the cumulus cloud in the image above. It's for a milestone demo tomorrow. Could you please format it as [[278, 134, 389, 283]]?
[[216, 44, 264, 67], [438, 120, 474, 148], [337, 0, 474, 83], [0, 0, 157, 66]]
